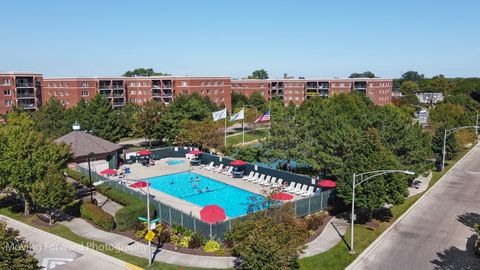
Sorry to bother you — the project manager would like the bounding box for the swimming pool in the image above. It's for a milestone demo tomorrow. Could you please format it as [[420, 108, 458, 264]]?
[[166, 160, 185, 165], [149, 172, 264, 217]]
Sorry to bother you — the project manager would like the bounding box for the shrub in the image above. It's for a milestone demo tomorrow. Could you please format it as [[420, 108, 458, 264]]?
[[215, 248, 225, 256], [179, 236, 191, 248], [170, 234, 181, 250], [204, 240, 221, 253], [63, 200, 82, 217], [172, 224, 193, 237], [304, 211, 328, 231], [115, 203, 151, 231], [157, 227, 171, 244], [189, 232, 206, 249], [95, 184, 142, 206], [135, 222, 148, 239], [65, 168, 89, 186], [80, 202, 115, 230]]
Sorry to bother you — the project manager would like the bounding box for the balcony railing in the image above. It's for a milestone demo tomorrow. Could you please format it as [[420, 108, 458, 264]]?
[[152, 85, 161, 89], [113, 93, 124, 97], [99, 85, 111, 90], [16, 83, 34, 88], [112, 85, 124, 89], [18, 103, 35, 108], [113, 102, 124, 106], [17, 93, 35, 98]]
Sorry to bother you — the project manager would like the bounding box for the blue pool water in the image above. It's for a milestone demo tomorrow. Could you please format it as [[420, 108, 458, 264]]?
[[149, 172, 264, 217], [166, 160, 185, 165]]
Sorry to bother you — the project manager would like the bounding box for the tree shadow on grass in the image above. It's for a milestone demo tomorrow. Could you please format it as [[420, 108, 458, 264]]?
[[430, 234, 480, 270]]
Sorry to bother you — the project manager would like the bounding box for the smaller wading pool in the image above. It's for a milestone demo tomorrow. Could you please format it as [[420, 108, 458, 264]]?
[[166, 160, 186, 165]]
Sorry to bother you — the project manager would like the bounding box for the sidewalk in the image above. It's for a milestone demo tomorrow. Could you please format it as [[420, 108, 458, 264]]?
[[60, 218, 236, 269], [302, 215, 349, 258], [0, 215, 132, 270], [407, 171, 432, 197]]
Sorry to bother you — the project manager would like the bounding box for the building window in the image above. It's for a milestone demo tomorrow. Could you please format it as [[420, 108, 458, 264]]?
[[47, 82, 51, 87], [221, 89, 224, 94], [221, 81, 224, 86], [260, 84, 264, 88], [182, 90, 187, 95], [55, 91, 58, 96], [221, 97, 224, 101], [81, 82, 88, 88], [207, 81, 211, 86], [138, 90, 142, 94], [81, 90, 89, 96], [48, 91, 52, 96], [181, 81, 188, 86], [66, 91, 69, 96], [53, 83, 57, 88], [370, 83, 374, 87], [214, 81, 218, 86], [130, 82, 134, 86], [66, 100, 70, 104], [143, 82, 148, 86], [200, 81, 205, 86], [207, 89, 210, 94], [2, 79, 10, 85], [3, 89, 11, 96], [4, 100, 12, 106], [60, 91, 64, 96], [143, 90, 147, 95], [214, 89, 218, 94], [129, 98, 135, 102], [130, 90, 135, 94], [339, 83, 345, 87]]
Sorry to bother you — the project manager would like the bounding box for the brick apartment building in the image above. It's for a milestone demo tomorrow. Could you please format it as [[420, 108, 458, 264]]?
[[0, 72, 392, 115], [231, 78, 392, 106]]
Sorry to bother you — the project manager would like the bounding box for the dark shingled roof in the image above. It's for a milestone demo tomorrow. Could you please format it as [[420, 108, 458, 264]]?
[[55, 131, 122, 158]]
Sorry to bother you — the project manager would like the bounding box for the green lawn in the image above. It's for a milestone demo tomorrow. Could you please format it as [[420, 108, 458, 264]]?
[[0, 207, 227, 270], [227, 129, 269, 146], [298, 145, 475, 270]]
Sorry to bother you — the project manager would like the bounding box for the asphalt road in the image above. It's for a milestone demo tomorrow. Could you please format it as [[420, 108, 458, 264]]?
[[348, 144, 480, 270], [0, 215, 133, 270]]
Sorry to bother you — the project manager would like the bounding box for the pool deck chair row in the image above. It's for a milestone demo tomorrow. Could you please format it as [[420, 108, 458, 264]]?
[[200, 162, 233, 176], [282, 181, 315, 197], [242, 172, 286, 189]]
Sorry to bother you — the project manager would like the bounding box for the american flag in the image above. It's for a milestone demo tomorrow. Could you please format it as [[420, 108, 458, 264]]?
[[255, 110, 270, 123]]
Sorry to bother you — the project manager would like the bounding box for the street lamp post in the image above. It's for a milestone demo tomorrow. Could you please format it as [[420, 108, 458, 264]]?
[[350, 169, 414, 254], [441, 125, 479, 171], [87, 152, 95, 203]]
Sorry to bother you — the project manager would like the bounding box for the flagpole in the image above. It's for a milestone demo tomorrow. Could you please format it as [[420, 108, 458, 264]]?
[[242, 105, 245, 144], [224, 109, 227, 147]]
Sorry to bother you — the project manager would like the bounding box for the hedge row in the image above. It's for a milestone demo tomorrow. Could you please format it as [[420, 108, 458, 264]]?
[[115, 203, 152, 231], [95, 184, 143, 206], [80, 202, 115, 230], [65, 168, 90, 186]]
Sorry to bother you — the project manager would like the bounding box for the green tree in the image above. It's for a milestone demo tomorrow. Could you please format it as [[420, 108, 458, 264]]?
[[427, 74, 453, 95], [226, 203, 308, 270], [118, 103, 142, 138], [65, 98, 90, 131], [33, 97, 69, 138], [122, 68, 169, 77], [402, 71, 425, 82], [432, 127, 458, 161], [133, 101, 166, 146], [399, 80, 419, 96], [176, 119, 223, 149], [0, 221, 40, 270], [231, 92, 248, 111], [429, 103, 468, 129], [349, 71, 376, 78], [86, 94, 123, 142], [31, 167, 76, 225], [248, 69, 269, 79], [0, 113, 71, 215], [248, 92, 267, 112]]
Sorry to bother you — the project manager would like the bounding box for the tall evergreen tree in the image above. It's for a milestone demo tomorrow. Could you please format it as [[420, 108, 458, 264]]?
[[86, 94, 123, 142], [33, 97, 69, 138]]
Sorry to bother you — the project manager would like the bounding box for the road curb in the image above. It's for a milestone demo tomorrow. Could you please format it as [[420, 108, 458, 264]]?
[[346, 142, 479, 270]]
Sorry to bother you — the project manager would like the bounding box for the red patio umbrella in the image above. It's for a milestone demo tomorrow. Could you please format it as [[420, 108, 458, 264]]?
[[200, 205, 226, 224], [230, 160, 247, 166], [271, 192, 294, 201], [318, 179, 336, 188], [188, 150, 203, 155], [129, 181, 150, 188], [99, 168, 117, 175], [138, 150, 152, 155]]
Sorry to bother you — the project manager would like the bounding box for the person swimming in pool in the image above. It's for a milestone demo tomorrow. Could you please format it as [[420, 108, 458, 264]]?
[[205, 187, 209, 192], [193, 183, 197, 188], [196, 176, 200, 182], [170, 179, 174, 185], [197, 189, 203, 193]]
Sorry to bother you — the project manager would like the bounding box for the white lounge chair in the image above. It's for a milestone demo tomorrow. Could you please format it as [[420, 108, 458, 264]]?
[[214, 164, 224, 173], [224, 166, 233, 175], [253, 174, 265, 184], [302, 186, 315, 197], [259, 175, 271, 185], [203, 162, 214, 171], [248, 172, 259, 182], [272, 178, 284, 188], [289, 183, 302, 194], [283, 182, 296, 192], [242, 171, 254, 180], [221, 166, 230, 174], [295, 184, 308, 195], [264, 177, 276, 187]]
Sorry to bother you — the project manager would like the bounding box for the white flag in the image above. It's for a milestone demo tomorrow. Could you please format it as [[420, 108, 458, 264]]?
[[230, 109, 244, 121], [212, 108, 227, 121]]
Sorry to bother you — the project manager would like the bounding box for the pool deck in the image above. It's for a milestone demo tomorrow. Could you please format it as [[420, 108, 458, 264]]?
[[120, 158, 301, 219]]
